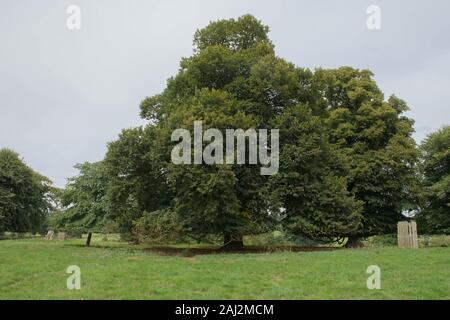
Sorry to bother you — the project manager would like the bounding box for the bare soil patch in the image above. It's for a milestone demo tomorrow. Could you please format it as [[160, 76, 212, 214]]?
[[145, 246, 336, 257]]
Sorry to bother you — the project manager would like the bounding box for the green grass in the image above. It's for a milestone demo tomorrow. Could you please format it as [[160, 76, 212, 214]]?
[[0, 237, 449, 299]]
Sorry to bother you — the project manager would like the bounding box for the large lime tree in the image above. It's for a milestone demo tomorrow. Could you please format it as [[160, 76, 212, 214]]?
[[70, 15, 419, 248], [106, 15, 364, 247]]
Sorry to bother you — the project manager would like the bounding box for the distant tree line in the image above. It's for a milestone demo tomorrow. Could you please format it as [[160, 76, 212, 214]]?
[[1, 16, 448, 247]]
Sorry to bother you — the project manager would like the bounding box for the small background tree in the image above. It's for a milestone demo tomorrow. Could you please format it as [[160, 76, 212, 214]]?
[[0, 148, 52, 234], [50, 162, 111, 245], [417, 126, 450, 234]]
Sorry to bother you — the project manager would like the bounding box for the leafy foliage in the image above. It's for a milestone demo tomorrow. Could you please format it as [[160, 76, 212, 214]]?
[[417, 126, 450, 234], [132, 210, 186, 244], [0, 148, 52, 233], [270, 104, 362, 239], [50, 162, 109, 233], [54, 15, 422, 244], [104, 126, 172, 235], [314, 68, 420, 237], [111, 15, 367, 243]]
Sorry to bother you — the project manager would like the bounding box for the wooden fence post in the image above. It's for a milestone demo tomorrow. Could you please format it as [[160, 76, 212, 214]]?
[[86, 232, 92, 247], [397, 221, 418, 248]]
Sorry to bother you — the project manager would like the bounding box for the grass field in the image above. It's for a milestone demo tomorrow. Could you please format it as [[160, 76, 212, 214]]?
[[0, 237, 449, 299]]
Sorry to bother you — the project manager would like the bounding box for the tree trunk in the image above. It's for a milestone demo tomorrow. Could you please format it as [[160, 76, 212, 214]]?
[[85, 232, 92, 247], [345, 235, 363, 248], [221, 232, 244, 250]]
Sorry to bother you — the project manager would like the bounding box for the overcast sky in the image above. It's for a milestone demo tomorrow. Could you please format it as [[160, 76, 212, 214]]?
[[0, 0, 449, 187]]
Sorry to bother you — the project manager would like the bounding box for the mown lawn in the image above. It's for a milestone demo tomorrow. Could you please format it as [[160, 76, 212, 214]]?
[[0, 238, 448, 299]]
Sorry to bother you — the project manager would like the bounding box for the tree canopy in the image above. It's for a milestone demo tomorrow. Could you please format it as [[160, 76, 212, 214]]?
[[54, 15, 424, 247], [0, 148, 52, 233], [315, 68, 420, 241], [123, 15, 364, 246], [50, 162, 110, 235], [417, 126, 450, 234]]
